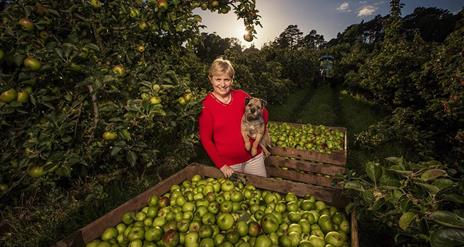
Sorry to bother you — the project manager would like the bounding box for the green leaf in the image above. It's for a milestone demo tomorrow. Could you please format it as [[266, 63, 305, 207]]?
[[432, 178, 455, 190], [421, 169, 447, 182], [111, 147, 122, 156], [385, 156, 404, 165], [127, 151, 137, 167], [343, 181, 365, 192], [399, 211, 416, 231], [430, 211, 464, 229], [442, 194, 464, 204], [430, 228, 464, 247], [416, 182, 440, 195], [365, 161, 382, 184]]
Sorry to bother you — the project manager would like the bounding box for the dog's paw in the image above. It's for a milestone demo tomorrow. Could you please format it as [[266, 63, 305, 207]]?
[[245, 142, 251, 151]]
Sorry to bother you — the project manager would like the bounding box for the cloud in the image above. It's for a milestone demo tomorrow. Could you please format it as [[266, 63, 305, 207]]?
[[357, 5, 377, 17], [337, 2, 351, 12]]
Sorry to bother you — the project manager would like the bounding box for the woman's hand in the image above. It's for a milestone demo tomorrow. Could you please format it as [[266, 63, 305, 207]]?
[[220, 165, 234, 178]]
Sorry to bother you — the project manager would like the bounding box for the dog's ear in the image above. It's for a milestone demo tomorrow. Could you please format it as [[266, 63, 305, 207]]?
[[260, 99, 268, 108], [245, 97, 251, 106]]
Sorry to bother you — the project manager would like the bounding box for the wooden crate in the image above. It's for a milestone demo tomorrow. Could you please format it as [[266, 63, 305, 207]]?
[[266, 122, 348, 205], [269, 121, 348, 166], [55, 163, 358, 247]]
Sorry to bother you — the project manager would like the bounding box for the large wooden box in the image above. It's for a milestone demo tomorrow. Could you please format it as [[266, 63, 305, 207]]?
[[269, 121, 348, 166], [54, 164, 358, 247]]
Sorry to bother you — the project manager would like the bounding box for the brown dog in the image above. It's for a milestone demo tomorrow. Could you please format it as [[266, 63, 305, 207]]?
[[241, 97, 271, 157]]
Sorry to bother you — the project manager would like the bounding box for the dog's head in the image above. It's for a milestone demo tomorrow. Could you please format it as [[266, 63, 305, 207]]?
[[245, 97, 266, 121]]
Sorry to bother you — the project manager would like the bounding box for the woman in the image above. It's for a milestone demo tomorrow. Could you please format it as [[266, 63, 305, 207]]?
[[198, 57, 268, 178]]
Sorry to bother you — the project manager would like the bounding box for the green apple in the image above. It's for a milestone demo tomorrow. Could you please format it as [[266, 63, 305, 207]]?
[[200, 237, 214, 247], [208, 202, 219, 214], [248, 221, 261, 237], [217, 213, 234, 231], [288, 223, 302, 235], [162, 229, 179, 247], [145, 227, 163, 242], [308, 235, 325, 247], [122, 211, 135, 225], [220, 201, 233, 213], [318, 214, 334, 233], [231, 191, 243, 202], [127, 227, 144, 241], [339, 219, 350, 233], [201, 212, 216, 225], [177, 219, 190, 233], [101, 227, 118, 241], [183, 202, 196, 212], [148, 195, 160, 207], [254, 234, 272, 247], [221, 180, 234, 192], [189, 220, 201, 232], [214, 234, 225, 245], [153, 216, 166, 227], [236, 220, 248, 237], [199, 225, 213, 238], [278, 235, 292, 247], [184, 232, 199, 247], [325, 231, 346, 247], [261, 213, 279, 233], [116, 223, 126, 234]]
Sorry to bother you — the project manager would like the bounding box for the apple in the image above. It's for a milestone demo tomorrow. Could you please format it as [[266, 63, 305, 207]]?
[[200, 237, 214, 247], [231, 191, 243, 202], [308, 235, 325, 247], [201, 212, 216, 225], [261, 213, 279, 233], [217, 213, 234, 231], [325, 231, 346, 247], [248, 221, 261, 237], [23, 57, 41, 71], [254, 234, 272, 247], [176, 219, 190, 233], [221, 180, 234, 192], [214, 234, 225, 246], [158, 0, 168, 10], [225, 230, 240, 244], [18, 18, 34, 31], [101, 227, 117, 241], [127, 227, 144, 241], [112, 65, 126, 77], [236, 220, 248, 237], [122, 211, 135, 225], [148, 195, 160, 206], [220, 201, 233, 213], [162, 229, 179, 247], [184, 232, 198, 247], [145, 227, 163, 242], [189, 220, 201, 232], [199, 225, 213, 238]]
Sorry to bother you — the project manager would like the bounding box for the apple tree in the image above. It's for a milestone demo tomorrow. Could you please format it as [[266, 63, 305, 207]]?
[[0, 0, 261, 205]]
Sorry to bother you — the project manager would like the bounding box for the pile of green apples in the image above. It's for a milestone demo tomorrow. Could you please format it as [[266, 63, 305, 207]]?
[[268, 122, 344, 154], [86, 175, 350, 247]]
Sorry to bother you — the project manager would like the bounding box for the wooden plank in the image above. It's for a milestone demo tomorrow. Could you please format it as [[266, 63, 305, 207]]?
[[266, 156, 346, 176], [351, 209, 359, 247], [266, 166, 338, 188], [271, 146, 346, 166]]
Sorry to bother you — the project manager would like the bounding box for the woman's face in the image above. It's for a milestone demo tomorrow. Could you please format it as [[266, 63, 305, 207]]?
[[210, 72, 233, 97]]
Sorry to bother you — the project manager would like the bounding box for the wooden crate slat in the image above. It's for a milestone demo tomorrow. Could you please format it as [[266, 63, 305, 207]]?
[[266, 156, 346, 175], [271, 147, 346, 166], [266, 166, 338, 189]]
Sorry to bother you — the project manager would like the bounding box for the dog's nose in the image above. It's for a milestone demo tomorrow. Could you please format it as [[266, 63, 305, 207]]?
[[250, 108, 256, 113]]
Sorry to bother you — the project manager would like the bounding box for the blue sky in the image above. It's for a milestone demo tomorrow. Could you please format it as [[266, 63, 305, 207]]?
[[194, 0, 464, 48]]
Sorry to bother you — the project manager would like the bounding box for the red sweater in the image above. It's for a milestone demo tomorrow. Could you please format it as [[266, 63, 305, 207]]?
[[198, 90, 269, 168]]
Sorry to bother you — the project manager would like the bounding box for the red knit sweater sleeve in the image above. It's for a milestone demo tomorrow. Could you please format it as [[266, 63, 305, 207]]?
[[198, 106, 226, 168]]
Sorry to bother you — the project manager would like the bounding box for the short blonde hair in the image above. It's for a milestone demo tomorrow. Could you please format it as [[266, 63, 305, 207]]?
[[208, 57, 235, 79]]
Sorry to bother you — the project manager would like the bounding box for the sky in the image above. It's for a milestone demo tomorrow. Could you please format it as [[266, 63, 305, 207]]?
[[194, 0, 464, 48]]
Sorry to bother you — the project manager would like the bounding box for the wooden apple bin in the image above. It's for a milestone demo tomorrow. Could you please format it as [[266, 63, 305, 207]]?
[[55, 163, 358, 247]]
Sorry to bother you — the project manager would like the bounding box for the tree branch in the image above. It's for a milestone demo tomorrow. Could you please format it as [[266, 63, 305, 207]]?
[[87, 85, 99, 141]]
